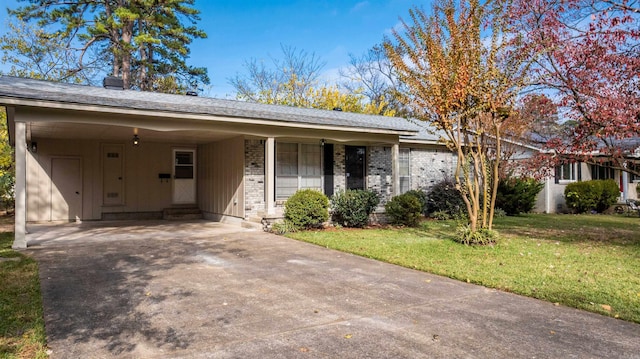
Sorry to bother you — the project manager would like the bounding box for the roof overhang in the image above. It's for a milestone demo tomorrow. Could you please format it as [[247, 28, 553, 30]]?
[[1, 96, 418, 138]]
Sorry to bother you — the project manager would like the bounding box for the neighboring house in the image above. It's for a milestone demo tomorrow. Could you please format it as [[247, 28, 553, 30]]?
[[544, 158, 640, 213], [1, 76, 457, 248]]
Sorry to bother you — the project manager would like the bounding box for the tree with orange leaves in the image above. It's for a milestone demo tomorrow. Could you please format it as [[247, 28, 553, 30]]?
[[384, 0, 530, 241]]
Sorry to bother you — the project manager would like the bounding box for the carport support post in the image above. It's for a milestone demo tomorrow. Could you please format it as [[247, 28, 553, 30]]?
[[13, 121, 27, 249], [392, 143, 400, 197], [265, 137, 276, 215]]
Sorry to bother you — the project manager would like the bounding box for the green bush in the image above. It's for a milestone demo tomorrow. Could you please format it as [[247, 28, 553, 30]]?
[[454, 224, 498, 245], [284, 189, 329, 229], [495, 177, 544, 215], [598, 179, 621, 212], [425, 179, 466, 219], [331, 189, 379, 228], [385, 193, 422, 227], [493, 207, 507, 218], [564, 179, 620, 213], [404, 189, 428, 215]]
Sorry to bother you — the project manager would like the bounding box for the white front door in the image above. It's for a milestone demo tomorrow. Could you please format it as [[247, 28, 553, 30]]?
[[173, 149, 196, 204], [102, 144, 124, 206]]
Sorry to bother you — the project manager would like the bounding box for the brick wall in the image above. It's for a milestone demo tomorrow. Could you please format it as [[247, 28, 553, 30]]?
[[409, 147, 456, 192], [244, 139, 264, 218], [367, 146, 393, 207], [333, 144, 346, 193]]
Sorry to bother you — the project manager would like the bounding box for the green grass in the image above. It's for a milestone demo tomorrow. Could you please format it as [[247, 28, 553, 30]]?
[[0, 231, 48, 358], [288, 214, 640, 323]]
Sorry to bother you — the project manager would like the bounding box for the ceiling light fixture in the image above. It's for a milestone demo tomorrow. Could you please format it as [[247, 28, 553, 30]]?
[[132, 134, 140, 146]]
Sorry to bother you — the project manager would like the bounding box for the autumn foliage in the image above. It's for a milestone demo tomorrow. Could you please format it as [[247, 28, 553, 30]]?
[[385, 0, 531, 234], [511, 0, 640, 175]]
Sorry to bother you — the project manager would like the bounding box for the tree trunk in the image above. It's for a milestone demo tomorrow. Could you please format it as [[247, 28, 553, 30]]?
[[120, 21, 134, 89]]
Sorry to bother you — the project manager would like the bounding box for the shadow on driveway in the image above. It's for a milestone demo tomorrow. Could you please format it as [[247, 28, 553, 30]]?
[[26, 220, 640, 358]]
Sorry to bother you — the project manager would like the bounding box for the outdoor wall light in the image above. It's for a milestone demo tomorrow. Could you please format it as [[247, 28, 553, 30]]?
[[321, 139, 325, 147], [132, 134, 140, 146], [30, 142, 37, 153]]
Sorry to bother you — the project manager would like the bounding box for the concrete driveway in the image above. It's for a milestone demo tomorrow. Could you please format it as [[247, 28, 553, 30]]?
[[27, 220, 640, 358]]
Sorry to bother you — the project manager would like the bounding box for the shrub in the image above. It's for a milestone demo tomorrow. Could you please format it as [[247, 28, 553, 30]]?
[[385, 193, 422, 227], [564, 179, 620, 213], [331, 189, 379, 228], [404, 189, 428, 215], [495, 177, 544, 215], [454, 224, 498, 245], [431, 210, 453, 220], [284, 189, 329, 229], [493, 207, 507, 218], [425, 179, 466, 219], [598, 179, 621, 212]]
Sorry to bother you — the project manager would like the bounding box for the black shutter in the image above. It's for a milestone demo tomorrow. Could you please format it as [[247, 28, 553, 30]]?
[[323, 144, 334, 197], [554, 165, 560, 184]]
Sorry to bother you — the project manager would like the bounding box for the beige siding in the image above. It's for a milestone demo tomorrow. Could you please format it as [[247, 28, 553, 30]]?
[[25, 138, 192, 221], [26, 139, 98, 221], [198, 136, 245, 218]]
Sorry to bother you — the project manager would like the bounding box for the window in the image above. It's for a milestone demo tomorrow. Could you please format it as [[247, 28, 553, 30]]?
[[555, 162, 579, 183], [276, 143, 322, 199], [399, 148, 410, 194], [591, 163, 614, 180]]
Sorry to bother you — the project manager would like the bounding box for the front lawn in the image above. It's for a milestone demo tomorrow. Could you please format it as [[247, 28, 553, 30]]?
[[288, 214, 640, 323], [0, 227, 48, 358]]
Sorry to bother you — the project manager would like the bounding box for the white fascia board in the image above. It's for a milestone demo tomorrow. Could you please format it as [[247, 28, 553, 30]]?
[[1, 97, 418, 137]]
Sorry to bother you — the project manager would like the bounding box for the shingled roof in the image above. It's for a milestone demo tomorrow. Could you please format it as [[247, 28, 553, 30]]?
[[0, 76, 419, 135]]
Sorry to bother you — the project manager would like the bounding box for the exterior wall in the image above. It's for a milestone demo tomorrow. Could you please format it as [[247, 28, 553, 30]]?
[[544, 162, 591, 213], [244, 139, 265, 218], [26, 139, 99, 221], [25, 138, 199, 222], [367, 146, 393, 207], [407, 147, 456, 192], [333, 144, 346, 193], [198, 136, 245, 219]]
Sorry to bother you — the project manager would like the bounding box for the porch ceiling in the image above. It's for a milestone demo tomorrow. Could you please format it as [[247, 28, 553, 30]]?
[[28, 121, 236, 144]]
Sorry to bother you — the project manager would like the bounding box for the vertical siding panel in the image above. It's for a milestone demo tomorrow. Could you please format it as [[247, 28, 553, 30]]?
[[198, 136, 244, 218]]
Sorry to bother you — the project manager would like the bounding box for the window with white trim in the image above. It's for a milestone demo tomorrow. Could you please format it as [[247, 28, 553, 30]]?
[[276, 142, 322, 199], [555, 162, 578, 182], [399, 148, 410, 194]]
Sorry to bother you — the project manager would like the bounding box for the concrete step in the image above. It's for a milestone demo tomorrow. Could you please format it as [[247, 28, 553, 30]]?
[[163, 208, 203, 220]]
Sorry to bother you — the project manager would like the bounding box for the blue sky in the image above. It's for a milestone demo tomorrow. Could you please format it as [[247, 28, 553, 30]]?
[[0, 0, 421, 98]]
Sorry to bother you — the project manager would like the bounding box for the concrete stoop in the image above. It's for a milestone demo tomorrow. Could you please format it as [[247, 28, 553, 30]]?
[[162, 207, 203, 220]]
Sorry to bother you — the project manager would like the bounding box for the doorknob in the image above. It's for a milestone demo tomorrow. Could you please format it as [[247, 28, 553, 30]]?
[[75, 191, 80, 195]]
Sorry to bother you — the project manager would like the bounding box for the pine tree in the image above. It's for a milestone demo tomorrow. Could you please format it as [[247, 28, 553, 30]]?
[[8, 0, 209, 92]]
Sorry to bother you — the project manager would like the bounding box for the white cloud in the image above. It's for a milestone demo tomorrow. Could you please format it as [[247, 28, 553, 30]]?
[[350, 1, 370, 13], [384, 21, 405, 36]]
